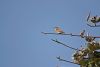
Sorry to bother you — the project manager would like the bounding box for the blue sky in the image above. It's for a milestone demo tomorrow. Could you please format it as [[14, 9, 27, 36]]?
[[1, 0, 100, 67]]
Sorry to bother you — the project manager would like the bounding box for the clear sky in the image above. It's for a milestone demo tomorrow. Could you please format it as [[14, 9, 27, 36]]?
[[1, 0, 100, 67]]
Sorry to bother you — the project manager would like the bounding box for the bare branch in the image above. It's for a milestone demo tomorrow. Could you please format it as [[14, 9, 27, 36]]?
[[42, 32, 81, 37], [51, 39, 81, 51], [42, 32, 100, 40], [42, 32, 72, 35], [56, 56, 80, 65]]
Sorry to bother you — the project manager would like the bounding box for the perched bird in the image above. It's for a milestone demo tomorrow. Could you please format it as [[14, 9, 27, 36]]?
[[54, 27, 65, 34], [80, 30, 85, 38]]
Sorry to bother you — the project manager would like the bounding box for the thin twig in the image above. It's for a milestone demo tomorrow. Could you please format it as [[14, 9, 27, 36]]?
[[42, 32, 81, 37], [51, 39, 81, 51], [42, 32, 72, 35], [56, 56, 80, 65], [42, 32, 100, 39]]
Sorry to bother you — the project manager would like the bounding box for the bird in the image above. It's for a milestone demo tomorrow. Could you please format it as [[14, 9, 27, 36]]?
[[54, 27, 65, 34]]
